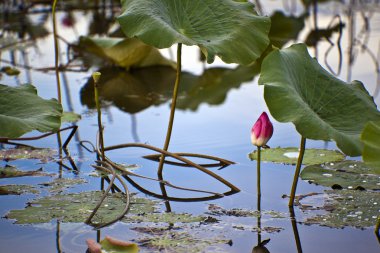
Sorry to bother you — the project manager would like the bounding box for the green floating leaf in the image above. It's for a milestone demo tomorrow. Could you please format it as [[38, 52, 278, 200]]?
[[207, 204, 285, 219], [39, 178, 87, 194], [125, 212, 204, 224], [0, 184, 39, 195], [0, 147, 56, 162], [0, 84, 62, 138], [100, 236, 139, 253], [301, 190, 380, 229], [61, 112, 81, 123], [0, 166, 52, 178], [248, 147, 345, 165], [258, 44, 380, 156], [300, 160, 380, 190], [361, 121, 380, 173], [117, 0, 270, 64], [78, 36, 175, 69]]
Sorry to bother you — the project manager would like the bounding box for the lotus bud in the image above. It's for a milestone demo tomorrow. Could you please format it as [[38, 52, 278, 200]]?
[[251, 112, 273, 147]]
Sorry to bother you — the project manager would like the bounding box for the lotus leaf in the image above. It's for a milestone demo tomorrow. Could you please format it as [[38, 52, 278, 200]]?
[[0, 184, 39, 195], [259, 44, 380, 156], [249, 147, 345, 165], [0, 166, 52, 178], [0, 84, 62, 138], [302, 190, 380, 229], [78, 36, 174, 69], [61, 112, 81, 123], [117, 0, 270, 64], [0, 147, 56, 162], [300, 160, 380, 190], [361, 121, 380, 172], [100, 236, 139, 253]]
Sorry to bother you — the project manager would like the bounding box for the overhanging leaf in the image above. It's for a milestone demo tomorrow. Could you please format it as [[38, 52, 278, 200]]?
[[78, 36, 175, 69], [248, 147, 345, 165], [258, 44, 380, 156], [0, 84, 62, 138], [361, 121, 380, 172], [300, 160, 380, 190], [61, 112, 81, 123], [117, 0, 270, 64]]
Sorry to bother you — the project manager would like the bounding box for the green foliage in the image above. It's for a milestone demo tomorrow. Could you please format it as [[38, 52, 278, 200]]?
[[258, 44, 380, 156], [0, 184, 39, 195], [100, 237, 139, 253], [0, 166, 51, 178], [117, 0, 270, 64], [361, 121, 380, 172], [300, 160, 380, 190], [61, 112, 81, 123], [249, 147, 345, 165], [0, 147, 56, 162], [78, 36, 175, 69], [0, 84, 62, 138]]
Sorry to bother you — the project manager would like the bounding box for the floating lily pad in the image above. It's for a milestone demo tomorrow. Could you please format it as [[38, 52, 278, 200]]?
[[39, 178, 87, 194], [117, 0, 270, 64], [0, 166, 52, 178], [248, 147, 345, 165], [258, 44, 380, 156], [61, 112, 81, 123], [233, 225, 283, 233], [78, 36, 175, 69], [207, 204, 285, 219], [0, 184, 39, 195], [300, 160, 380, 190], [361, 121, 380, 172], [0, 84, 62, 138], [301, 190, 380, 229], [6, 191, 129, 224], [0, 147, 56, 162], [125, 212, 204, 224]]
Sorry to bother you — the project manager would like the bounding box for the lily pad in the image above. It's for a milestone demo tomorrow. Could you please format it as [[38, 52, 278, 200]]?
[[301, 190, 380, 229], [248, 147, 345, 165], [207, 204, 285, 219], [0, 166, 52, 178], [0, 147, 56, 162], [61, 112, 81, 123], [0, 184, 39, 195], [258, 44, 380, 156], [125, 212, 204, 224], [39, 178, 87, 194], [300, 160, 380, 190], [0, 84, 62, 138], [78, 36, 175, 69], [117, 0, 270, 64], [361, 121, 380, 172]]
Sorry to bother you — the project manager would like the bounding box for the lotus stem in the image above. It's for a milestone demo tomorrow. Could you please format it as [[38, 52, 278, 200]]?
[[375, 216, 380, 236], [52, 0, 62, 104], [289, 207, 303, 253], [92, 72, 105, 160], [157, 43, 182, 177], [288, 137, 306, 207], [257, 187, 261, 245], [257, 146, 261, 198]]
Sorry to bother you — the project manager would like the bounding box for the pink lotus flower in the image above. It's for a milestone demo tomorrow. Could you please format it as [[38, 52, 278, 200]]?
[[251, 112, 273, 147]]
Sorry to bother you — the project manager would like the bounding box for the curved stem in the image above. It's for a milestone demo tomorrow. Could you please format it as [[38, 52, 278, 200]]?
[[288, 137, 306, 207], [157, 43, 182, 177], [94, 76, 105, 160], [375, 216, 380, 238], [52, 0, 62, 104]]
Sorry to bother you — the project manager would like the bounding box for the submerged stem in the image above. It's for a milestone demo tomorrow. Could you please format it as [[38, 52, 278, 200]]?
[[288, 136, 306, 207], [157, 43, 182, 176], [52, 0, 62, 104]]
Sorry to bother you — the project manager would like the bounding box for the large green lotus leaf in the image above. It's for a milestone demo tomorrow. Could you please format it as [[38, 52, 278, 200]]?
[[0, 84, 62, 138], [258, 44, 380, 156], [117, 0, 271, 64], [249, 147, 345, 165], [361, 121, 380, 172], [300, 160, 380, 190], [301, 190, 380, 229], [100, 237, 139, 253], [78, 36, 175, 69]]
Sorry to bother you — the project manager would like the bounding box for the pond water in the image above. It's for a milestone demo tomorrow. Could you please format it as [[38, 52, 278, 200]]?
[[0, 0, 380, 252]]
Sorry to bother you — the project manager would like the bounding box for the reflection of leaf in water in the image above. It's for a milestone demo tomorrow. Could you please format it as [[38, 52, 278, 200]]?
[[80, 65, 256, 113], [177, 65, 259, 111], [0, 184, 39, 195], [80, 66, 177, 114], [0, 147, 56, 162], [77, 36, 175, 69], [0, 165, 52, 178], [301, 190, 380, 229], [249, 147, 345, 165], [269, 11, 306, 48], [305, 23, 343, 47], [300, 160, 380, 190]]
